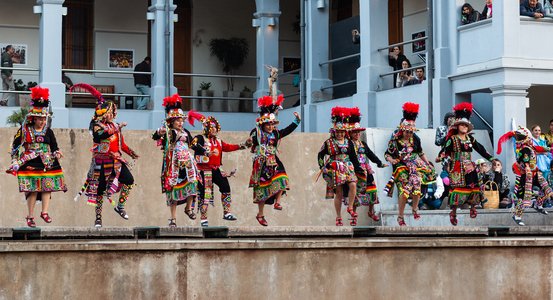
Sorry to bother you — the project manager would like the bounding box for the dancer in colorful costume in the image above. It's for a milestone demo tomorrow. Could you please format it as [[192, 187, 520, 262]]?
[[317, 107, 365, 226], [153, 94, 202, 227], [72, 83, 138, 228], [436, 102, 493, 226], [385, 102, 435, 226], [249, 94, 301, 226], [497, 127, 553, 226], [348, 107, 388, 223], [7, 86, 67, 227], [191, 115, 251, 227]]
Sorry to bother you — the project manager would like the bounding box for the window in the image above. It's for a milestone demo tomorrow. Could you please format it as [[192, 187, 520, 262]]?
[[62, 0, 94, 69]]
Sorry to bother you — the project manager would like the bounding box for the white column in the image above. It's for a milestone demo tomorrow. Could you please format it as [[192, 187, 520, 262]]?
[[304, 0, 332, 131], [36, 0, 67, 127], [493, 0, 521, 58], [352, 0, 388, 127], [149, 0, 177, 128], [253, 0, 280, 104], [491, 85, 529, 179]]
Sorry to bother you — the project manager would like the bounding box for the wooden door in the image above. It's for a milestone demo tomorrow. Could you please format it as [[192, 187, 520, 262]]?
[[174, 0, 192, 109], [388, 0, 403, 46]]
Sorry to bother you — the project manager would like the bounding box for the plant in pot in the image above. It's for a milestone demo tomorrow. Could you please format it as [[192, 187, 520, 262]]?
[[14, 80, 38, 107], [195, 81, 214, 111], [209, 37, 249, 112], [239, 86, 253, 112]]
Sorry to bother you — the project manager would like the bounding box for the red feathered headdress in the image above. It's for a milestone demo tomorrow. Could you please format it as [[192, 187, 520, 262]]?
[[402, 102, 419, 121], [453, 102, 473, 120], [31, 86, 49, 101], [163, 94, 182, 111], [331, 106, 351, 131]]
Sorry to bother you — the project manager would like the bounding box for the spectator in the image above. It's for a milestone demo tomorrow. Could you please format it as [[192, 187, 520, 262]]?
[[134, 56, 151, 110], [388, 46, 407, 88], [418, 177, 445, 210], [543, 119, 553, 146], [435, 112, 455, 147], [395, 59, 412, 88], [520, 0, 544, 19], [1, 45, 15, 106], [545, 0, 553, 18], [461, 3, 483, 25], [531, 125, 552, 181], [479, 159, 511, 208], [482, 0, 493, 19], [404, 67, 425, 86]]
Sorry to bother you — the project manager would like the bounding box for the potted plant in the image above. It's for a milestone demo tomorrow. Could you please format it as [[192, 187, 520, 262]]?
[[209, 37, 249, 112], [196, 81, 214, 111], [6, 106, 29, 127], [14, 80, 38, 107], [239, 86, 253, 112]]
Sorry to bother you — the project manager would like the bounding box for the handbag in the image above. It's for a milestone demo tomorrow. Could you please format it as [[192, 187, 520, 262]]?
[[482, 181, 499, 209]]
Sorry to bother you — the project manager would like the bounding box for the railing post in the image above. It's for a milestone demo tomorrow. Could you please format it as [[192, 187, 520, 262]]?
[[36, 0, 68, 127]]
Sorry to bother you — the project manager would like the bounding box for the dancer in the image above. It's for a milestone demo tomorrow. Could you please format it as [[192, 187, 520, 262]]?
[[249, 95, 301, 226], [348, 107, 388, 223], [7, 86, 67, 227], [385, 102, 435, 226], [72, 83, 138, 228], [152, 94, 202, 227], [191, 115, 251, 227], [318, 107, 365, 226], [497, 127, 553, 226], [436, 102, 493, 226]]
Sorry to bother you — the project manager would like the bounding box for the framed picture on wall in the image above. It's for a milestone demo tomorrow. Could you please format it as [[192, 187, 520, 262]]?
[[108, 49, 134, 69], [282, 57, 301, 74], [0, 43, 28, 66], [411, 31, 426, 54]]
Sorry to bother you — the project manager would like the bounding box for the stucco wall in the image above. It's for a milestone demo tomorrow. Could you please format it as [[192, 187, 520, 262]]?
[[0, 127, 492, 228]]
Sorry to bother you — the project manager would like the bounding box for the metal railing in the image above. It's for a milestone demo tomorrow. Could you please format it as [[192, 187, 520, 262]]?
[[379, 64, 426, 78], [319, 53, 360, 66], [473, 108, 493, 131], [377, 36, 428, 52]]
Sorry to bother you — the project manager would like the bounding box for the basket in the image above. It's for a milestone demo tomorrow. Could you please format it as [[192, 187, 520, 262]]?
[[482, 181, 499, 209]]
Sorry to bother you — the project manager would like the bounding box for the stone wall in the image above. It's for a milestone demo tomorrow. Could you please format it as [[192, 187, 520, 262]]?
[[0, 128, 493, 228]]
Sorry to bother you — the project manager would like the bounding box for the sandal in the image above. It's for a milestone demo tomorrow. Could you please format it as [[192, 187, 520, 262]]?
[[200, 219, 209, 227], [397, 216, 406, 226], [94, 217, 102, 228], [184, 209, 197, 220], [256, 215, 268, 226], [470, 206, 478, 219], [114, 206, 129, 220], [25, 216, 36, 228], [273, 203, 283, 210], [346, 207, 358, 218], [449, 211, 458, 226], [512, 215, 525, 226], [40, 212, 52, 223], [350, 217, 357, 227], [336, 217, 343, 226], [412, 209, 421, 220], [223, 213, 237, 221], [368, 210, 380, 222], [168, 218, 177, 228]]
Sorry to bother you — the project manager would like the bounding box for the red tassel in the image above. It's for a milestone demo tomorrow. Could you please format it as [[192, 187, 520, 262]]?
[[257, 96, 273, 107], [453, 102, 473, 113], [496, 131, 515, 154], [187, 110, 204, 126], [402, 102, 419, 114], [70, 83, 104, 102]]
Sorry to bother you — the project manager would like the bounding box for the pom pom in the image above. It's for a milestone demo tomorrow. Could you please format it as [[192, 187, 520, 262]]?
[[453, 102, 473, 113], [30, 86, 49, 100], [331, 106, 349, 118], [163, 93, 182, 108], [257, 95, 273, 107], [402, 102, 420, 114], [349, 107, 361, 117]]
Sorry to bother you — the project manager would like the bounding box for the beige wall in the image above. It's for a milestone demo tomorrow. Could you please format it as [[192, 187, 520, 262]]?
[[0, 238, 551, 299]]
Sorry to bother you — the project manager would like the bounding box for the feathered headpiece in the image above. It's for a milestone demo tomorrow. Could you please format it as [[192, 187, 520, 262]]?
[[331, 106, 351, 131], [163, 94, 203, 126], [348, 107, 365, 131], [27, 86, 51, 118], [71, 83, 116, 119], [398, 102, 419, 132], [256, 94, 285, 125], [451, 102, 474, 133], [201, 115, 221, 135], [496, 126, 533, 155]]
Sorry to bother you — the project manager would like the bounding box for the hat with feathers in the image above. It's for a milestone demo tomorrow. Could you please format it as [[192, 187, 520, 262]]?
[[256, 94, 285, 125], [348, 107, 365, 131], [398, 102, 419, 132], [163, 93, 203, 126], [27, 86, 50, 118], [331, 106, 351, 131]]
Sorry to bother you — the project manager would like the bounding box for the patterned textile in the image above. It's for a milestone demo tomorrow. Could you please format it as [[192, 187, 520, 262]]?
[[17, 169, 67, 193], [117, 184, 132, 208], [353, 140, 379, 206], [320, 139, 358, 198]]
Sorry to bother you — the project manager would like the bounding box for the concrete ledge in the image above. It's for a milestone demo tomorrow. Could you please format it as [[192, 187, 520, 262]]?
[[158, 226, 203, 238], [0, 228, 12, 238], [40, 227, 134, 238], [376, 226, 489, 237], [227, 226, 354, 238], [500, 226, 553, 236]]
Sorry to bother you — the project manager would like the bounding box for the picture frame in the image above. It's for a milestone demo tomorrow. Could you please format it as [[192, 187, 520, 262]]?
[[282, 57, 301, 74], [411, 31, 426, 54], [108, 48, 134, 69], [0, 43, 28, 66]]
